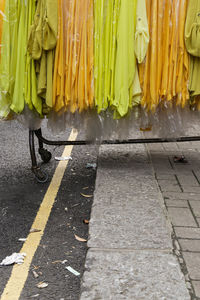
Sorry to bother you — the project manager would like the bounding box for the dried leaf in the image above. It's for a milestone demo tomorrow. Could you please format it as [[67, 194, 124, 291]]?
[[74, 234, 87, 242], [80, 193, 93, 198], [83, 220, 89, 224], [83, 187, 89, 190], [51, 260, 63, 264], [30, 228, 41, 233], [37, 282, 48, 289]]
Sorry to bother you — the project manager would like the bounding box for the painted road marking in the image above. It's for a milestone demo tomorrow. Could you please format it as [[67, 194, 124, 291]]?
[[0, 130, 78, 300]]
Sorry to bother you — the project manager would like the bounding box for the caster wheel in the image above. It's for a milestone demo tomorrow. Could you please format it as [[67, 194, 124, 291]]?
[[32, 167, 49, 183], [39, 148, 52, 163]]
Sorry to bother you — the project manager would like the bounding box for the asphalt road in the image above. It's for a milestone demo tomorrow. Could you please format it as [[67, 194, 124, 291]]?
[[0, 120, 99, 300]]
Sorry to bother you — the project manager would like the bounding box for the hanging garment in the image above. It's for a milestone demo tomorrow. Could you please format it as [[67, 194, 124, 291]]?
[[0, 0, 19, 117], [95, 0, 149, 118], [53, 0, 94, 113], [0, 0, 6, 53], [28, 0, 58, 111], [94, 0, 120, 113], [185, 0, 200, 98], [140, 0, 189, 112]]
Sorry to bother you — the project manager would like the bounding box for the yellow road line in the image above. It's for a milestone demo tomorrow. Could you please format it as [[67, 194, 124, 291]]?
[[1, 130, 78, 300]]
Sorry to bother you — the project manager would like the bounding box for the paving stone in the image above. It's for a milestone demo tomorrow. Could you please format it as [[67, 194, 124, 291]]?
[[165, 200, 188, 208], [197, 218, 200, 227], [178, 142, 196, 150], [192, 281, 200, 298], [183, 253, 200, 280], [167, 207, 197, 227], [176, 174, 199, 187], [189, 201, 200, 218], [182, 187, 200, 193], [163, 192, 200, 201], [147, 144, 165, 151], [162, 142, 179, 151], [156, 173, 176, 180], [179, 239, 200, 252], [174, 227, 200, 239], [158, 180, 182, 193], [88, 199, 171, 250], [80, 250, 190, 300]]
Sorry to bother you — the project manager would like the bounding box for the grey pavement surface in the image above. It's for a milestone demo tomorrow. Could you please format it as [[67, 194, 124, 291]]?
[[80, 143, 190, 300]]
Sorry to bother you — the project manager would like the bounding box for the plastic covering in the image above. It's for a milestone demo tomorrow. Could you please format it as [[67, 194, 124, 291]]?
[[0, 0, 200, 141]]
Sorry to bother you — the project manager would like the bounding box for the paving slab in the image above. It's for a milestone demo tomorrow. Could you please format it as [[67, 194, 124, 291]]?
[[174, 227, 200, 239], [88, 145, 171, 250], [183, 252, 200, 280], [81, 250, 190, 300]]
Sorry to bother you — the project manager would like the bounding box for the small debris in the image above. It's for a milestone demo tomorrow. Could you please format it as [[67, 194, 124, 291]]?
[[32, 270, 39, 278], [33, 265, 40, 270], [18, 238, 27, 242], [62, 260, 68, 264], [0, 253, 26, 266], [173, 156, 188, 164], [86, 163, 97, 170], [64, 207, 68, 212], [52, 260, 63, 264], [30, 228, 41, 233], [74, 234, 87, 242], [71, 203, 80, 208], [83, 187, 89, 190], [55, 156, 72, 161], [37, 282, 48, 289], [80, 193, 93, 198], [83, 220, 89, 224], [66, 266, 80, 276], [31, 294, 40, 298]]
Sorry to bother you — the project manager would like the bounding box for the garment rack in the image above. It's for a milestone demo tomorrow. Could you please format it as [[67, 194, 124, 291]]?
[[29, 128, 200, 183]]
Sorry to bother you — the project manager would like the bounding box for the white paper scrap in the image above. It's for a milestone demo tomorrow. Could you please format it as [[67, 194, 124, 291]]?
[[66, 266, 80, 276], [18, 238, 27, 242], [55, 156, 72, 161], [0, 253, 26, 266]]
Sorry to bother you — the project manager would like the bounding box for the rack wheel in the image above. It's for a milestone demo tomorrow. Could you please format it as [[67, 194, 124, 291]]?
[[32, 167, 49, 183], [39, 148, 52, 163]]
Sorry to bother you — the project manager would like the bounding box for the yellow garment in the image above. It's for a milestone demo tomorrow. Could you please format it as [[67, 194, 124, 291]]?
[[53, 0, 94, 113], [140, 0, 189, 112], [185, 0, 200, 98], [28, 0, 58, 110]]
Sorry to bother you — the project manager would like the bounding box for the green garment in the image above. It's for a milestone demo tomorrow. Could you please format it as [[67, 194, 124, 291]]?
[[94, 0, 149, 118], [28, 0, 58, 109], [135, 0, 149, 64], [24, 0, 42, 115], [0, 0, 41, 116], [185, 0, 200, 96], [114, 0, 138, 118], [0, 0, 19, 117], [94, 0, 120, 113]]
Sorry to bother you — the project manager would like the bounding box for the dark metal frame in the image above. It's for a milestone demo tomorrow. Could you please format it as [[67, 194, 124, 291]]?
[[29, 128, 200, 182]]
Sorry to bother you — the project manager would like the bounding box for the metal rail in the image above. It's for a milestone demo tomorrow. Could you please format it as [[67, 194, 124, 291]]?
[[30, 128, 200, 183]]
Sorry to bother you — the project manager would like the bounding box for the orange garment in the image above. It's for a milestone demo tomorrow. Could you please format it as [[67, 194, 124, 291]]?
[[139, 0, 189, 111], [53, 0, 94, 113]]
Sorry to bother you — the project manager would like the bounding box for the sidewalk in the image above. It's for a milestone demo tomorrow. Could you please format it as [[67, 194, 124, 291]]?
[[79, 141, 192, 299]]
